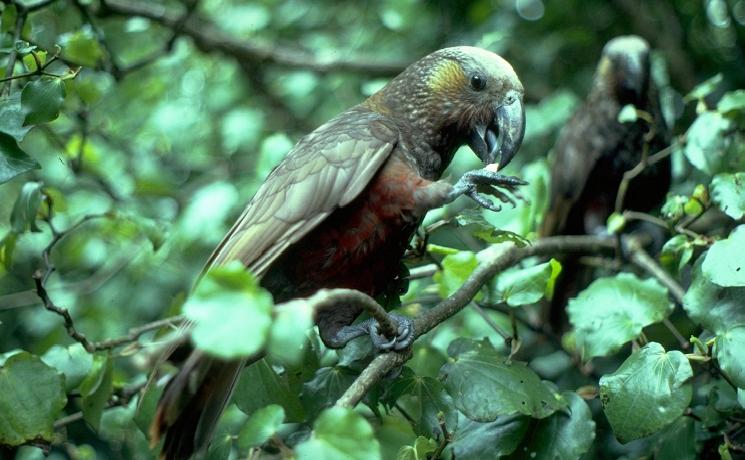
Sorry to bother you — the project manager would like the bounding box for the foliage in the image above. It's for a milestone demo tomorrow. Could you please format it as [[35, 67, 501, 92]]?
[[1, 0, 745, 459]]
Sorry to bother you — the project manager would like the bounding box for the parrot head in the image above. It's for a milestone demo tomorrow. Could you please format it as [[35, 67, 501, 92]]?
[[367, 46, 525, 172], [598, 35, 651, 106]]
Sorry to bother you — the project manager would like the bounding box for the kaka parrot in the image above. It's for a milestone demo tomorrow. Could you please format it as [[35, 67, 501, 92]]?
[[540, 36, 671, 328], [149, 46, 526, 459]]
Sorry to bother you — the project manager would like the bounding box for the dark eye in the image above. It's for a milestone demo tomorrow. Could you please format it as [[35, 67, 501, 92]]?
[[470, 74, 486, 91]]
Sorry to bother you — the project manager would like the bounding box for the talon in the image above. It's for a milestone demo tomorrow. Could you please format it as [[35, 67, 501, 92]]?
[[369, 313, 415, 352]]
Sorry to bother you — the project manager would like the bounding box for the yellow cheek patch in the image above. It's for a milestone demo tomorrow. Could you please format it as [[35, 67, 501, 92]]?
[[427, 60, 467, 94]]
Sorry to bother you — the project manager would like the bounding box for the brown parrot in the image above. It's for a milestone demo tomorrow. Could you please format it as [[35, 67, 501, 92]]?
[[149, 46, 526, 459], [540, 36, 671, 327]]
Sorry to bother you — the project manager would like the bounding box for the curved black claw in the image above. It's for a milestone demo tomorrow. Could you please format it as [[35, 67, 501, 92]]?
[[370, 313, 415, 352], [449, 168, 527, 212]]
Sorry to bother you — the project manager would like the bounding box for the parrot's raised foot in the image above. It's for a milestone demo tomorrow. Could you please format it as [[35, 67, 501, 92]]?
[[449, 168, 527, 212]]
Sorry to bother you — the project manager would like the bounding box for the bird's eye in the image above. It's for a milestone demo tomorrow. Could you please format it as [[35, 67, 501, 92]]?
[[470, 74, 486, 91]]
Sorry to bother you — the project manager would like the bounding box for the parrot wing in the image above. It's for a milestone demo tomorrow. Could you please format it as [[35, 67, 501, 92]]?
[[205, 108, 399, 276]]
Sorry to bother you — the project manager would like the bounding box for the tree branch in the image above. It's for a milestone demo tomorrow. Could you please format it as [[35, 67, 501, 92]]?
[[96, 0, 408, 77], [336, 235, 617, 408]]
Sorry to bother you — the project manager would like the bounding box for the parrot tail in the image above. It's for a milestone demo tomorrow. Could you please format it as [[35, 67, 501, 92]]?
[[149, 351, 250, 460]]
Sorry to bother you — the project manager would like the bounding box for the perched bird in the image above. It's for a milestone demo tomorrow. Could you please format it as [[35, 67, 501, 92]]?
[[540, 36, 671, 327], [150, 46, 526, 459]]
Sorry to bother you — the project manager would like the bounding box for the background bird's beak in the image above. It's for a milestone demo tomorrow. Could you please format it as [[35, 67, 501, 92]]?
[[467, 92, 525, 169]]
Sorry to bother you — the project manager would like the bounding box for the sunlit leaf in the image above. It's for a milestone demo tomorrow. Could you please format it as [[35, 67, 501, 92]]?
[[434, 250, 478, 298], [683, 73, 722, 102], [568, 273, 673, 359], [237, 404, 285, 450], [10, 181, 42, 233], [41, 343, 93, 392], [711, 173, 745, 220], [702, 226, 745, 287], [492, 259, 558, 307], [599, 342, 692, 443], [295, 406, 381, 460], [183, 262, 273, 359], [683, 257, 745, 334]]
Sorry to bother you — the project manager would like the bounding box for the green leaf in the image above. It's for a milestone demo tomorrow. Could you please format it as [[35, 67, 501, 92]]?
[[234, 359, 304, 422], [684, 73, 722, 102], [301, 366, 358, 418], [0, 132, 40, 184], [21, 77, 66, 125], [448, 414, 529, 459], [434, 250, 478, 298], [41, 343, 93, 392], [599, 342, 693, 443], [606, 212, 626, 234], [653, 417, 696, 460], [295, 406, 381, 460], [684, 111, 732, 175], [505, 392, 595, 460], [440, 339, 565, 421], [568, 273, 674, 359], [10, 181, 42, 233], [454, 209, 530, 246], [714, 325, 745, 389], [184, 262, 273, 359], [492, 260, 558, 307], [0, 94, 33, 141], [396, 436, 437, 460], [702, 226, 745, 287], [0, 352, 67, 446], [386, 369, 456, 437], [711, 172, 745, 220], [683, 257, 745, 333], [79, 353, 113, 430], [267, 297, 314, 366], [618, 104, 638, 123], [237, 404, 285, 450], [0, 232, 18, 268], [61, 29, 103, 67], [717, 89, 745, 115]]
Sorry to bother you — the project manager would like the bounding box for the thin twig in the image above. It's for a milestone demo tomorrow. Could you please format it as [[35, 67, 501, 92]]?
[[615, 142, 676, 213], [1, 2, 27, 96], [92, 315, 184, 351]]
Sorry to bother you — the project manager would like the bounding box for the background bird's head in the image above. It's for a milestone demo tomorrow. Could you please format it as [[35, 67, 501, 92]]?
[[597, 35, 652, 106], [367, 46, 525, 171]]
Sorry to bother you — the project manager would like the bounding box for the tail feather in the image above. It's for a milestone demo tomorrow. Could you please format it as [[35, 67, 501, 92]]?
[[149, 351, 245, 460]]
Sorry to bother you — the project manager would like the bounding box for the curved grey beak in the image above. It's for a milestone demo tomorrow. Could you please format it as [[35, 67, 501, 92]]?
[[467, 92, 525, 170]]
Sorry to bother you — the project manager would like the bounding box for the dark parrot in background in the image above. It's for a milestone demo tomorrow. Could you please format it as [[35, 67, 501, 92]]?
[[540, 35, 671, 328], [149, 46, 527, 459]]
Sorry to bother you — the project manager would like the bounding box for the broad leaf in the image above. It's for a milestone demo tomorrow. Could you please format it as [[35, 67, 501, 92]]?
[[683, 257, 745, 334], [568, 273, 673, 359], [301, 366, 358, 418], [0, 132, 39, 184], [440, 339, 565, 421], [234, 359, 304, 422], [684, 73, 722, 102], [492, 259, 559, 307], [396, 436, 437, 460], [21, 77, 66, 125], [267, 297, 314, 366], [386, 369, 456, 437], [711, 172, 745, 220], [717, 89, 745, 115], [506, 392, 595, 460], [0, 352, 67, 446], [714, 325, 745, 389], [237, 404, 285, 450], [702, 226, 745, 287], [659, 235, 694, 274], [183, 262, 273, 359], [599, 342, 693, 443], [653, 417, 696, 460], [295, 406, 381, 460], [41, 343, 93, 392], [683, 111, 732, 175], [434, 250, 478, 298], [0, 94, 32, 141], [448, 414, 529, 460], [79, 353, 114, 430]]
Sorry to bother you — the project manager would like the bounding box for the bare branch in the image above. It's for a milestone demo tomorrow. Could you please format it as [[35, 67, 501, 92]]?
[[96, 0, 408, 77]]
